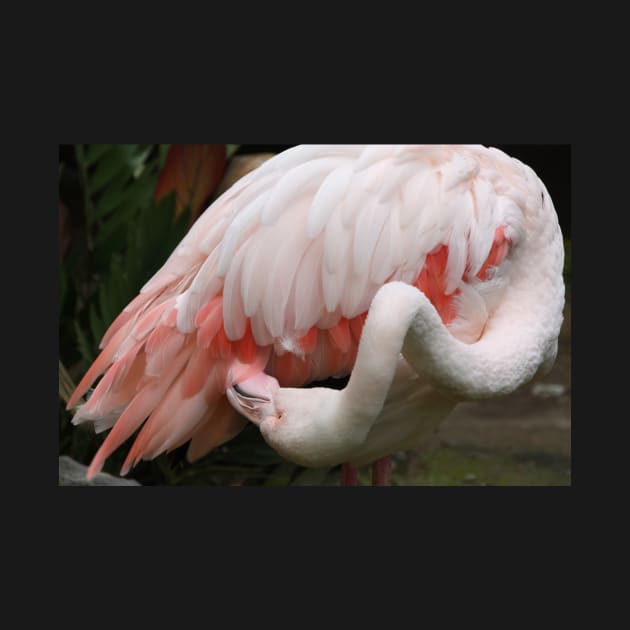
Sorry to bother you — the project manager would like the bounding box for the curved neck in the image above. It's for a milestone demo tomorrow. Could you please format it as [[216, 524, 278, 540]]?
[[403, 277, 563, 399], [342, 258, 563, 419], [341, 284, 425, 422]]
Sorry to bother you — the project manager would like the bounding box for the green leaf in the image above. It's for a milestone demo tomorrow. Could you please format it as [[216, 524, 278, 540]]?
[[89, 302, 105, 347], [116, 145, 139, 165], [129, 145, 153, 179], [74, 320, 95, 364], [98, 282, 115, 328], [93, 169, 133, 219], [108, 253, 129, 312], [90, 148, 129, 194], [94, 200, 141, 247], [121, 176, 156, 213], [85, 144, 112, 167], [226, 144, 240, 159]]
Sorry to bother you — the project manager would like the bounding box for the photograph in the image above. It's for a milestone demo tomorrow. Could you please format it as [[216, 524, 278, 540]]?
[[58, 144, 571, 486]]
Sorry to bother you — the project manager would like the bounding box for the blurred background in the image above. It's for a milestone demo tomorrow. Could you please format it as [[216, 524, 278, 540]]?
[[58, 144, 571, 485]]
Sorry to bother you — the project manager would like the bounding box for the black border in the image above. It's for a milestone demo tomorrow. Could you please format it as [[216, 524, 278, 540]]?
[[37, 89, 588, 586]]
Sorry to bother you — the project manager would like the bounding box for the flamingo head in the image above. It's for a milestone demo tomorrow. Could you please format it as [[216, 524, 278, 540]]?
[[226, 371, 362, 468]]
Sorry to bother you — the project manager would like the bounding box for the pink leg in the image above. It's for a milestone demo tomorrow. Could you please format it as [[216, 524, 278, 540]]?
[[371, 456, 392, 486], [341, 463, 358, 486]]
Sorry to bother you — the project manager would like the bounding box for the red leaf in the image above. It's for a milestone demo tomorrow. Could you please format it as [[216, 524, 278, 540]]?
[[155, 144, 227, 221]]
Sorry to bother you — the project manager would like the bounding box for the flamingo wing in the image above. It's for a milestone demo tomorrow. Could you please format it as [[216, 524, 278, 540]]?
[[68, 144, 530, 478]]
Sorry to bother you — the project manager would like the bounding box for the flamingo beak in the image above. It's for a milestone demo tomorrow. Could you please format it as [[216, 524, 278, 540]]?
[[226, 373, 279, 426]]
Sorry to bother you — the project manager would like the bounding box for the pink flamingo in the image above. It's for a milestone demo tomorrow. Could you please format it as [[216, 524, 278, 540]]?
[[66, 145, 565, 485]]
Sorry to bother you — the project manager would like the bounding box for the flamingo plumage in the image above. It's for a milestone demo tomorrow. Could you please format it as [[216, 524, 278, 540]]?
[[67, 144, 564, 485]]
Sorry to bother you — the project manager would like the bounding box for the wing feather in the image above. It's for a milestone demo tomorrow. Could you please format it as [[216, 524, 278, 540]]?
[[262, 157, 347, 225], [307, 163, 354, 238], [293, 238, 325, 332], [370, 204, 402, 285], [444, 190, 473, 294], [97, 146, 526, 377], [216, 188, 271, 276], [74, 144, 537, 477], [261, 205, 312, 338], [353, 196, 388, 275], [355, 145, 397, 172]]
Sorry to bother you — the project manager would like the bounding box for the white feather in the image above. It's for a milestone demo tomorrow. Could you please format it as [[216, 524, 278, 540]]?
[[400, 169, 436, 228], [355, 146, 396, 172], [340, 271, 377, 317], [262, 158, 346, 225], [198, 215, 229, 256], [222, 246, 248, 340], [444, 191, 473, 294], [322, 267, 346, 314], [262, 209, 312, 338], [378, 161, 418, 204], [307, 164, 354, 238], [340, 178, 367, 228], [442, 151, 480, 191], [467, 178, 497, 277], [353, 197, 388, 275], [217, 189, 271, 276], [370, 206, 399, 285], [239, 227, 273, 318], [323, 204, 350, 274], [175, 266, 222, 334], [293, 238, 325, 331], [250, 309, 274, 346], [256, 145, 358, 178]]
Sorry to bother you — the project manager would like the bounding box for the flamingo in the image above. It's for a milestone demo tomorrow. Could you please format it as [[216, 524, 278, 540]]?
[[66, 144, 565, 486]]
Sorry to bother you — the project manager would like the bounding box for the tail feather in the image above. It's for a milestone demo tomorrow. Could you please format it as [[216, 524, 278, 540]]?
[[187, 397, 248, 463], [72, 352, 147, 433], [180, 347, 214, 399], [79, 341, 143, 417], [130, 297, 176, 341], [144, 351, 272, 458], [164, 402, 218, 455], [145, 327, 187, 376], [123, 369, 217, 468], [86, 348, 190, 480], [67, 320, 134, 410], [99, 286, 163, 349]]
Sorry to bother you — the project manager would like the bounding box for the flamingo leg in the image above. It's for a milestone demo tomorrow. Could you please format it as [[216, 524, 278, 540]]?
[[371, 456, 392, 486], [341, 463, 358, 486]]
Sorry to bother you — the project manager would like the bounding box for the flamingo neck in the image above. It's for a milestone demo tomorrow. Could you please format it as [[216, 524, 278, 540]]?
[[340, 285, 428, 424], [342, 189, 564, 405]]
